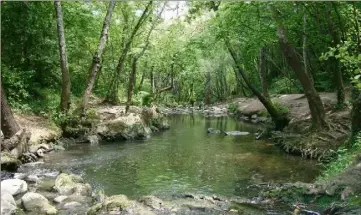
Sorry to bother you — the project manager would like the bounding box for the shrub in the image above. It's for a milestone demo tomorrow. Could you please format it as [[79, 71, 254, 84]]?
[[227, 103, 238, 114]]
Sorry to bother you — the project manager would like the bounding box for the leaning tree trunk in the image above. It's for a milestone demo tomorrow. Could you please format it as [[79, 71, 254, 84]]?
[[55, 0, 71, 113], [1, 82, 20, 139], [226, 40, 289, 131], [82, 0, 116, 116], [277, 24, 327, 130], [106, 1, 152, 104], [259, 47, 269, 98]]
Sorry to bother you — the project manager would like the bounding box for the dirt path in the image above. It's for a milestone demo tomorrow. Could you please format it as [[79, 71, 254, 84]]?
[[225, 93, 348, 121], [14, 113, 61, 145]]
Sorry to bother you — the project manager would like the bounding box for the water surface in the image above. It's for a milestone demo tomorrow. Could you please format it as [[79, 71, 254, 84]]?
[[43, 115, 320, 199]]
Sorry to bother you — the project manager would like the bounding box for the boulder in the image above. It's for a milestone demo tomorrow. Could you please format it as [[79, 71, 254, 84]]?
[[26, 175, 40, 183], [1, 152, 21, 171], [21, 192, 57, 214], [96, 113, 151, 141], [1, 179, 28, 196], [207, 128, 221, 134], [138, 196, 163, 209], [88, 194, 135, 215], [1, 192, 17, 215], [54, 173, 91, 196], [223, 131, 250, 136], [29, 143, 51, 154], [63, 201, 82, 209], [87, 135, 99, 145], [53, 195, 68, 204]]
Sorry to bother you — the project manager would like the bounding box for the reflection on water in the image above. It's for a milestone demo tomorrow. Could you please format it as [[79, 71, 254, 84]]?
[[43, 115, 320, 199]]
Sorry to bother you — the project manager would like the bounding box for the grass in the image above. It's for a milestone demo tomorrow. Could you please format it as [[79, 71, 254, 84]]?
[[317, 133, 361, 181]]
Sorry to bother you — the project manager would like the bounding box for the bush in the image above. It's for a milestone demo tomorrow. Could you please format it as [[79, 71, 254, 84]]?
[[270, 77, 302, 94], [227, 103, 238, 114], [272, 101, 289, 115]]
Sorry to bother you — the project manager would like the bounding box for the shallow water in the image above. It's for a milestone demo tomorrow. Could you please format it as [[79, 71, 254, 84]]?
[[42, 115, 320, 199]]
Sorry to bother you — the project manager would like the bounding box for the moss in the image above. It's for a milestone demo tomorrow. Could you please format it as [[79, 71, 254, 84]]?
[[105, 195, 133, 211], [87, 203, 103, 215]]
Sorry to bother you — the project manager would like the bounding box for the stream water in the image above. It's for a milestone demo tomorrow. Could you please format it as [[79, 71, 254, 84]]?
[[42, 115, 320, 200]]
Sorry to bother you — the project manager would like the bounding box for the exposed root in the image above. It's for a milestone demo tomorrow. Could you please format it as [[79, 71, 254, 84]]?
[[272, 117, 349, 161]]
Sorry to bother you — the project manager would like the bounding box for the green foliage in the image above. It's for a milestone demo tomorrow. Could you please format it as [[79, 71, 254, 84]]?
[[227, 103, 238, 114], [270, 77, 302, 94], [272, 100, 289, 115], [318, 133, 361, 181]]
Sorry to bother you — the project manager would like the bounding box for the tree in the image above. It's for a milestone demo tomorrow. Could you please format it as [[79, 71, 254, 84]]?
[[226, 39, 289, 131], [326, 5, 345, 107], [276, 18, 327, 130], [54, 0, 71, 113], [1, 81, 20, 139], [259, 47, 269, 98], [81, 1, 116, 116], [125, 2, 166, 112], [105, 1, 153, 104]]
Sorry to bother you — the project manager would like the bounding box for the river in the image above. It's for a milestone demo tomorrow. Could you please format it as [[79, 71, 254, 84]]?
[[40, 115, 320, 201]]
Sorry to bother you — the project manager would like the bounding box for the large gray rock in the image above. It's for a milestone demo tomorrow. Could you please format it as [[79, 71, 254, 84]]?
[[1, 179, 28, 196], [86, 135, 99, 145], [96, 113, 151, 141], [54, 173, 91, 196], [1, 192, 16, 215], [223, 131, 250, 136], [53, 195, 68, 204], [21, 192, 57, 214], [207, 128, 221, 134]]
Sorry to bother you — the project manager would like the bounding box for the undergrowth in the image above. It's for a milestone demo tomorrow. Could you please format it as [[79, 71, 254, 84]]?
[[317, 133, 361, 181]]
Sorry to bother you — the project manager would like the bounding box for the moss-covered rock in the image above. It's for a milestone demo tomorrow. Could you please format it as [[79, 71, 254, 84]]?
[[54, 173, 91, 196], [1, 152, 21, 171], [96, 113, 151, 141]]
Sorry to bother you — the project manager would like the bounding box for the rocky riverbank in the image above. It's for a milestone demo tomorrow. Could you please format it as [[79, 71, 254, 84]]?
[[1, 168, 277, 215], [1, 105, 170, 173]]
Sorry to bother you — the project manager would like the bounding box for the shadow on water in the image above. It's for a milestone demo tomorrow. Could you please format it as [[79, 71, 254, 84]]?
[[42, 115, 320, 200]]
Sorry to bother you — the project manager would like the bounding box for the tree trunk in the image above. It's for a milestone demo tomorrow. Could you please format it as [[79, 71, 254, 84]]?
[[277, 24, 327, 130], [259, 47, 269, 98], [150, 70, 155, 94], [351, 90, 361, 141], [126, 56, 137, 113], [204, 71, 212, 105], [82, 0, 116, 116], [54, 0, 71, 113], [303, 14, 314, 86], [137, 71, 146, 93], [327, 7, 345, 107], [105, 1, 152, 104], [226, 40, 289, 131], [1, 82, 20, 139]]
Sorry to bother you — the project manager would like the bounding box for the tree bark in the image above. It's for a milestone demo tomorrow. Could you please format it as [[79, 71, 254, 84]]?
[[259, 47, 269, 98], [55, 0, 71, 113], [351, 91, 361, 141], [126, 56, 137, 113], [204, 71, 212, 105], [105, 1, 153, 104], [277, 24, 327, 130], [150, 70, 155, 94], [327, 7, 345, 107], [226, 40, 289, 131], [1, 82, 20, 139], [82, 0, 116, 116]]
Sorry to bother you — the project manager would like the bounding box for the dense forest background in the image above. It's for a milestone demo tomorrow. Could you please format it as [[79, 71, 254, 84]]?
[[1, 1, 360, 121]]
